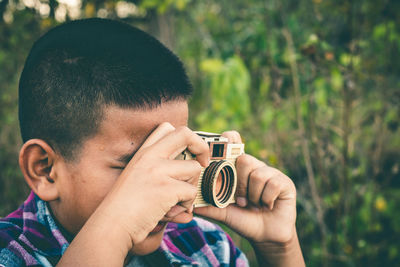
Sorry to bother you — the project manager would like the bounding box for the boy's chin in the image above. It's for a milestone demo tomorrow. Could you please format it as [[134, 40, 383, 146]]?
[[128, 224, 167, 256]]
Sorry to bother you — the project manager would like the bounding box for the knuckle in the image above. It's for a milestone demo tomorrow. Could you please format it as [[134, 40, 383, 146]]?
[[286, 176, 295, 187], [148, 167, 161, 178], [250, 168, 265, 181], [288, 179, 297, 195], [286, 176, 296, 191], [176, 125, 191, 136], [222, 130, 241, 141], [158, 179, 169, 188], [193, 160, 203, 173], [230, 130, 241, 140], [200, 140, 209, 152], [270, 166, 283, 176], [159, 122, 175, 131], [268, 179, 281, 192], [236, 154, 254, 168], [152, 180, 169, 194], [188, 184, 197, 198], [176, 126, 195, 143]]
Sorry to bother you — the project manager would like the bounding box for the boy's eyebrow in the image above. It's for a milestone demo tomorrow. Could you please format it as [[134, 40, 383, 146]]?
[[117, 148, 140, 164]]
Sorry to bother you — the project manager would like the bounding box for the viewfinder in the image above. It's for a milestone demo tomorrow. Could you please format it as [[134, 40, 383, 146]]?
[[212, 143, 225, 158]]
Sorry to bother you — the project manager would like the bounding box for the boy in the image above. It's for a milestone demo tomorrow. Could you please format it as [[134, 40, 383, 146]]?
[[0, 18, 304, 266]]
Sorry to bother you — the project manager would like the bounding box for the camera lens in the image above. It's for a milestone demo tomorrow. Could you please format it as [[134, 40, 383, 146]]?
[[215, 173, 223, 196], [202, 160, 237, 208]]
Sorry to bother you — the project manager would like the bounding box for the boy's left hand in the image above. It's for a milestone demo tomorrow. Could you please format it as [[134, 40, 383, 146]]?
[[194, 131, 297, 245]]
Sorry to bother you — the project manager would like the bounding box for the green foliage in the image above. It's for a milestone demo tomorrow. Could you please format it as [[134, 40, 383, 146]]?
[[140, 0, 191, 13], [0, 0, 399, 266], [197, 56, 250, 132]]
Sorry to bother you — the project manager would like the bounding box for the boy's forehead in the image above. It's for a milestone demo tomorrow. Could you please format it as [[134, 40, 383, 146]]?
[[97, 101, 189, 140], [67, 101, 188, 165]]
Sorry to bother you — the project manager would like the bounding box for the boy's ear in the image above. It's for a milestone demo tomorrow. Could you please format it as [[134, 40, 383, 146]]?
[[19, 139, 59, 201]]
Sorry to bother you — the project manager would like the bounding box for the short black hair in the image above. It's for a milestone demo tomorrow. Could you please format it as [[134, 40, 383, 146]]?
[[19, 18, 193, 161]]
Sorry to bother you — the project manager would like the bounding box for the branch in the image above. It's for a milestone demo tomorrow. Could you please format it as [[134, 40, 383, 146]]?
[[282, 27, 328, 259]]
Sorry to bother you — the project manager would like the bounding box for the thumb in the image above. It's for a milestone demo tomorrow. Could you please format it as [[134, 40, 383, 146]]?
[[194, 204, 249, 227], [194, 206, 227, 222]]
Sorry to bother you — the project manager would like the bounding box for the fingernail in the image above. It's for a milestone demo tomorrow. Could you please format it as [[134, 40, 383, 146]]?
[[236, 197, 247, 207], [188, 204, 194, 213]]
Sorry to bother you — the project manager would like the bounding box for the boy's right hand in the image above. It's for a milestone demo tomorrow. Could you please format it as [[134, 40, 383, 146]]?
[[90, 122, 209, 249]]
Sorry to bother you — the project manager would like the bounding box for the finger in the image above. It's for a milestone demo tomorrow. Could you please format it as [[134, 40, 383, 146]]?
[[260, 176, 282, 210], [248, 167, 270, 206], [171, 179, 198, 212], [164, 159, 202, 185], [164, 205, 187, 218], [163, 205, 194, 224], [148, 126, 210, 167], [221, 130, 242, 144], [169, 211, 194, 224], [194, 205, 227, 222], [194, 204, 246, 225], [138, 122, 176, 151], [235, 154, 265, 200]]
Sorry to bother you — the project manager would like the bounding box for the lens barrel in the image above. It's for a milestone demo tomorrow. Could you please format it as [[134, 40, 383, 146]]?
[[201, 160, 236, 208]]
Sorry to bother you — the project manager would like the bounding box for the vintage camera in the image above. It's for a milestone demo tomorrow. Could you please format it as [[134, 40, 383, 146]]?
[[176, 131, 244, 208]]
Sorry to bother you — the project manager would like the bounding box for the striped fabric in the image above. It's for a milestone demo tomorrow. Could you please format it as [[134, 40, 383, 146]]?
[[0, 192, 248, 266]]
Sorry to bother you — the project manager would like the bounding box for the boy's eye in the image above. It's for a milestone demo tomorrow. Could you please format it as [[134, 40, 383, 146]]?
[[112, 166, 125, 170]]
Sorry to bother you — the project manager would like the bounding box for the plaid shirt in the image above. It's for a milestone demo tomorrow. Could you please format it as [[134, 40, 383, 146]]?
[[0, 192, 248, 266]]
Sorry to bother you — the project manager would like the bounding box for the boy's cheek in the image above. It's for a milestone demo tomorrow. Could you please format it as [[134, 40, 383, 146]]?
[[53, 175, 118, 234]]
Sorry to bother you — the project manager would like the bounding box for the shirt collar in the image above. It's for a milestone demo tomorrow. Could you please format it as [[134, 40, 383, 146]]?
[[22, 192, 193, 266]]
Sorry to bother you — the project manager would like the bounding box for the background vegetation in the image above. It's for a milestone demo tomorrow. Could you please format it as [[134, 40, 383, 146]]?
[[0, 0, 399, 266]]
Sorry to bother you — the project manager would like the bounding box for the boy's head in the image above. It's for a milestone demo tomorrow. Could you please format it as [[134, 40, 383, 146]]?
[[19, 18, 193, 161], [18, 18, 193, 255]]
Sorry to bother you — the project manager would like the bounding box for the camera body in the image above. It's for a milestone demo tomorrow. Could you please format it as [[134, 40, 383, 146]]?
[[176, 131, 244, 208]]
